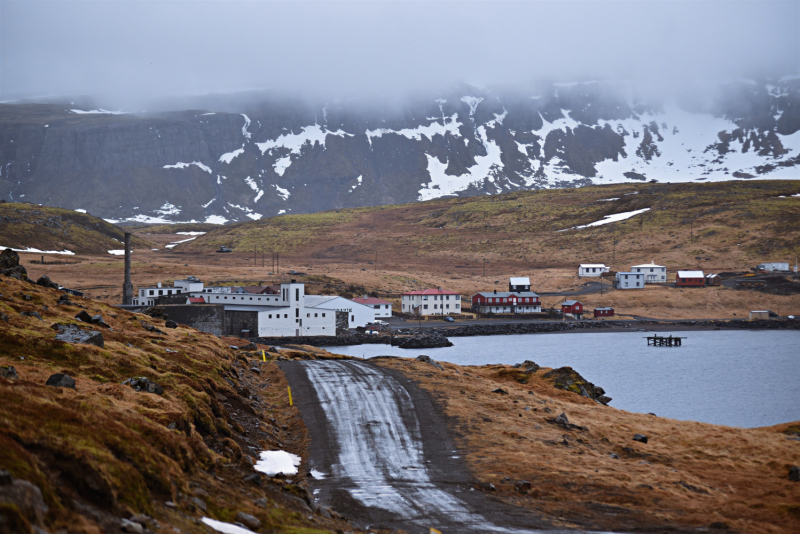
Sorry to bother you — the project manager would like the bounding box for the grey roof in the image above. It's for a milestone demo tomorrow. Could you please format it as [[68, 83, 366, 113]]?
[[474, 291, 539, 298], [562, 300, 581, 306]]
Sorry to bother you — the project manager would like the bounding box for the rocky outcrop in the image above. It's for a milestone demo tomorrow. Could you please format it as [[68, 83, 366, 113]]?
[[543, 366, 611, 405], [122, 377, 164, 395], [46, 373, 76, 389], [52, 323, 105, 348], [0, 249, 26, 279], [396, 333, 453, 349]]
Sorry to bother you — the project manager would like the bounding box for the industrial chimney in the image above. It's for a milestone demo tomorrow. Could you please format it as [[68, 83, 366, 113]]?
[[122, 232, 133, 305]]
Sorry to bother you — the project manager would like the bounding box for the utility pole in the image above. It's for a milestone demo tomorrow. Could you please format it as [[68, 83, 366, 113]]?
[[375, 250, 377, 274]]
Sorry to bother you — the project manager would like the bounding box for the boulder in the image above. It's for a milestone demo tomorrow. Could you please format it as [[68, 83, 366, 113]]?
[[239, 342, 257, 350], [121, 377, 164, 395], [554, 412, 570, 426], [234, 512, 261, 530], [492, 388, 509, 395], [90, 314, 111, 328], [0, 249, 26, 279], [53, 323, 105, 348], [120, 519, 144, 534], [0, 473, 49, 528], [35, 275, 58, 289], [165, 320, 178, 329], [416, 355, 444, 370], [543, 366, 612, 405], [46, 373, 76, 389], [19, 311, 42, 321], [1, 313, 8, 323], [75, 310, 93, 323], [520, 360, 540, 373], [1, 366, 19, 380], [633, 434, 649, 444], [789, 465, 800, 482]]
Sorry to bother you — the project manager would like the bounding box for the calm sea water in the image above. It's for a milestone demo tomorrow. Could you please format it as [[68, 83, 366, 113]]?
[[322, 330, 800, 428]]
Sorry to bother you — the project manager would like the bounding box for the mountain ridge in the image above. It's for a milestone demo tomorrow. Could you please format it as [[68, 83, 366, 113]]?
[[1, 80, 798, 224]]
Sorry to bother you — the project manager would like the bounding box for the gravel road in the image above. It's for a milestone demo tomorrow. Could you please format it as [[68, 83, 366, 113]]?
[[280, 359, 589, 534]]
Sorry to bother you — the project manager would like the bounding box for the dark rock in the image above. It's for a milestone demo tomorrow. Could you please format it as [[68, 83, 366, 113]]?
[[543, 366, 611, 404], [609, 453, 620, 460], [789, 465, 800, 482], [165, 320, 178, 328], [243, 473, 261, 485], [0, 249, 20, 269], [75, 310, 93, 323], [0, 477, 49, 527], [514, 480, 532, 493], [20, 311, 42, 321], [21, 294, 32, 301], [1, 366, 19, 380], [58, 293, 70, 301], [633, 433, 649, 444], [709, 522, 730, 530], [250, 367, 261, 375], [189, 497, 207, 512], [239, 342, 257, 350], [397, 333, 453, 349], [555, 412, 569, 425], [0, 470, 12, 485], [416, 354, 444, 370], [122, 377, 164, 395], [254, 498, 268, 507], [234, 512, 261, 530], [46, 373, 75, 389], [1, 313, 7, 323], [129, 514, 151, 527], [35, 275, 58, 289], [53, 323, 104, 347], [492, 388, 509, 395]]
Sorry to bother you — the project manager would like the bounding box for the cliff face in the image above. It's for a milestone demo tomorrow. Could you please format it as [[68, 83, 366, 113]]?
[[1, 80, 798, 223]]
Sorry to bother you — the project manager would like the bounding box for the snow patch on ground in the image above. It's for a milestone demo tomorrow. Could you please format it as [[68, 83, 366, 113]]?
[[176, 231, 206, 236], [563, 208, 651, 230], [310, 469, 327, 479], [0, 246, 75, 255], [165, 236, 197, 249], [107, 250, 125, 255], [74, 209, 87, 213], [254, 450, 300, 477], [201, 518, 257, 534], [69, 109, 129, 115], [219, 147, 244, 164], [163, 161, 212, 174]]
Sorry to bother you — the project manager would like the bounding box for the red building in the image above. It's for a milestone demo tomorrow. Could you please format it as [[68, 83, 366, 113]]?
[[471, 290, 541, 314], [676, 270, 705, 287], [562, 300, 584, 318], [594, 307, 614, 318]]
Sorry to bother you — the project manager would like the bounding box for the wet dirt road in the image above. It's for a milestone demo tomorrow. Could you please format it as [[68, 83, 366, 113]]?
[[280, 360, 591, 534]]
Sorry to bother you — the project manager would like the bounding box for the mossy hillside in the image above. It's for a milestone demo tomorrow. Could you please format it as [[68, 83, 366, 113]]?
[[0, 276, 340, 534], [180, 180, 800, 262], [0, 203, 154, 254]]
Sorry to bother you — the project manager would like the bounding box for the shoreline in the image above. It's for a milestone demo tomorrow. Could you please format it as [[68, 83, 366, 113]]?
[[258, 318, 799, 348]]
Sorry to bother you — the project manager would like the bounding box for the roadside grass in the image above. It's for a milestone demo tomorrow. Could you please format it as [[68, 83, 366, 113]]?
[[376, 357, 800, 534]]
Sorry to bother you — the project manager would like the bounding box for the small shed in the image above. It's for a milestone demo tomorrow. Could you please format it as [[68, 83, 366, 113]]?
[[676, 270, 705, 287], [749, 310, 770, 321], [594, 307, 614, 318], [187, 296, 205, 304], [562, 300, 584, 319], [705, 274, 721, 286], [578, 264, 609, 278]]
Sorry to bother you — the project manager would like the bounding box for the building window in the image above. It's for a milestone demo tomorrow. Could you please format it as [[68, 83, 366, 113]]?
[[322, 313, 325, 317], [269, 314, 272, 319], [307, 313, 310, 317], [315, 313, 318, 317], [284, 314, 288, 318], [423, 296, 428, 300], [149, 290, 154, 296], [424, 304, 428, 310], [351, 315, 354, 322], [224, 296, 227, 300], [446, 304, 449, 309]]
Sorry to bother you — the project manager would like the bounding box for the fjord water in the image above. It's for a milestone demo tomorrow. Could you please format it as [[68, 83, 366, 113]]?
[[324, 330, 800, 428]]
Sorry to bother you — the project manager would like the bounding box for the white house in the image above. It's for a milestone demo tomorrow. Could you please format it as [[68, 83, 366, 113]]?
[[401, 288, 461, 316], [757, 262, 789, 272], [304, 296, 375, 329], [631, 262, 667, 283], [132, 282, 186, 306], [615, 271, 645, 289], [352, 296, 393, 319], [579, 264, 609, 277]]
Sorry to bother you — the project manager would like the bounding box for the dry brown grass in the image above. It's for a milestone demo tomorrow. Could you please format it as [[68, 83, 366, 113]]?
[[0, 276, 350, 534], [375, 357, 800, 533]]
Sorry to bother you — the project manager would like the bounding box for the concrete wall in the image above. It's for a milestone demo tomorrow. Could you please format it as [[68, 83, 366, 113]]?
[[224, 310, 259, 337], [161, 305, 224, 336]]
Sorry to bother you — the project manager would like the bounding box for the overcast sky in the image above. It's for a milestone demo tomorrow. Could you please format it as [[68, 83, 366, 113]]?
[[1, 0, 798, 107]]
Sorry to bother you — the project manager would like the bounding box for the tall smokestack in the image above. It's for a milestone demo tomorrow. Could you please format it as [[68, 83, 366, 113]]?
[[122, 232, 133, 305]]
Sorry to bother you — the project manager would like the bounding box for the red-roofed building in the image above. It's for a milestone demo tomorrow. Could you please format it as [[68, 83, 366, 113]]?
[[401, 287, 461, 316], [561, 300, 584, 319], [187, 296, 205, 304], [351, 296, 393, 318]]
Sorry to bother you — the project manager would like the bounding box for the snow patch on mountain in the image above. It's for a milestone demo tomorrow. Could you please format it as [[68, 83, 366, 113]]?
[[241, 114, 252, 139], [163, 161, 212, 174], [273, 184, 290, 200], [255, 125, 353, 176], [366, 114, 462, 146], [227, 202, 262, 220], [69, 109, 129, 115], [219, 147, 244, 164], [349, 175, 363, 192]]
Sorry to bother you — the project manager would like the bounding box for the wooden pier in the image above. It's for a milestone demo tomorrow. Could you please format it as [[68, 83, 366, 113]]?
[[645, 335, 686, 347]]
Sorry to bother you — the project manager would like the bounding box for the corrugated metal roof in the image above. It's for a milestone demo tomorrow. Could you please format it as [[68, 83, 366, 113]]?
[[579, 264, 608, 268], [474, 292, 539, 298], [188, 297, 205, 303], [631, 263, 665, 268], [352, 297, 392, 305], [402, 288, 460, 296], [677, 270, 704, 277], [563, 300, 581, 306]]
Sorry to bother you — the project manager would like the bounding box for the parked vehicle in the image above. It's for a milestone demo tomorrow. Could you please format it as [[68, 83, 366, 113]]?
[[444, 316, 455, 322], [373, 320, 389, 326]]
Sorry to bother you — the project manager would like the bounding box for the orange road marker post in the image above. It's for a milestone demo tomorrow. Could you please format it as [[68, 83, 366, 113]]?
[[287, 386, 293, 406]]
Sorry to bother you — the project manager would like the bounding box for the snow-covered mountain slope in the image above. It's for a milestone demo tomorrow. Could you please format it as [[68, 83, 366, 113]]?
[[0, 79, 798, 223]]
